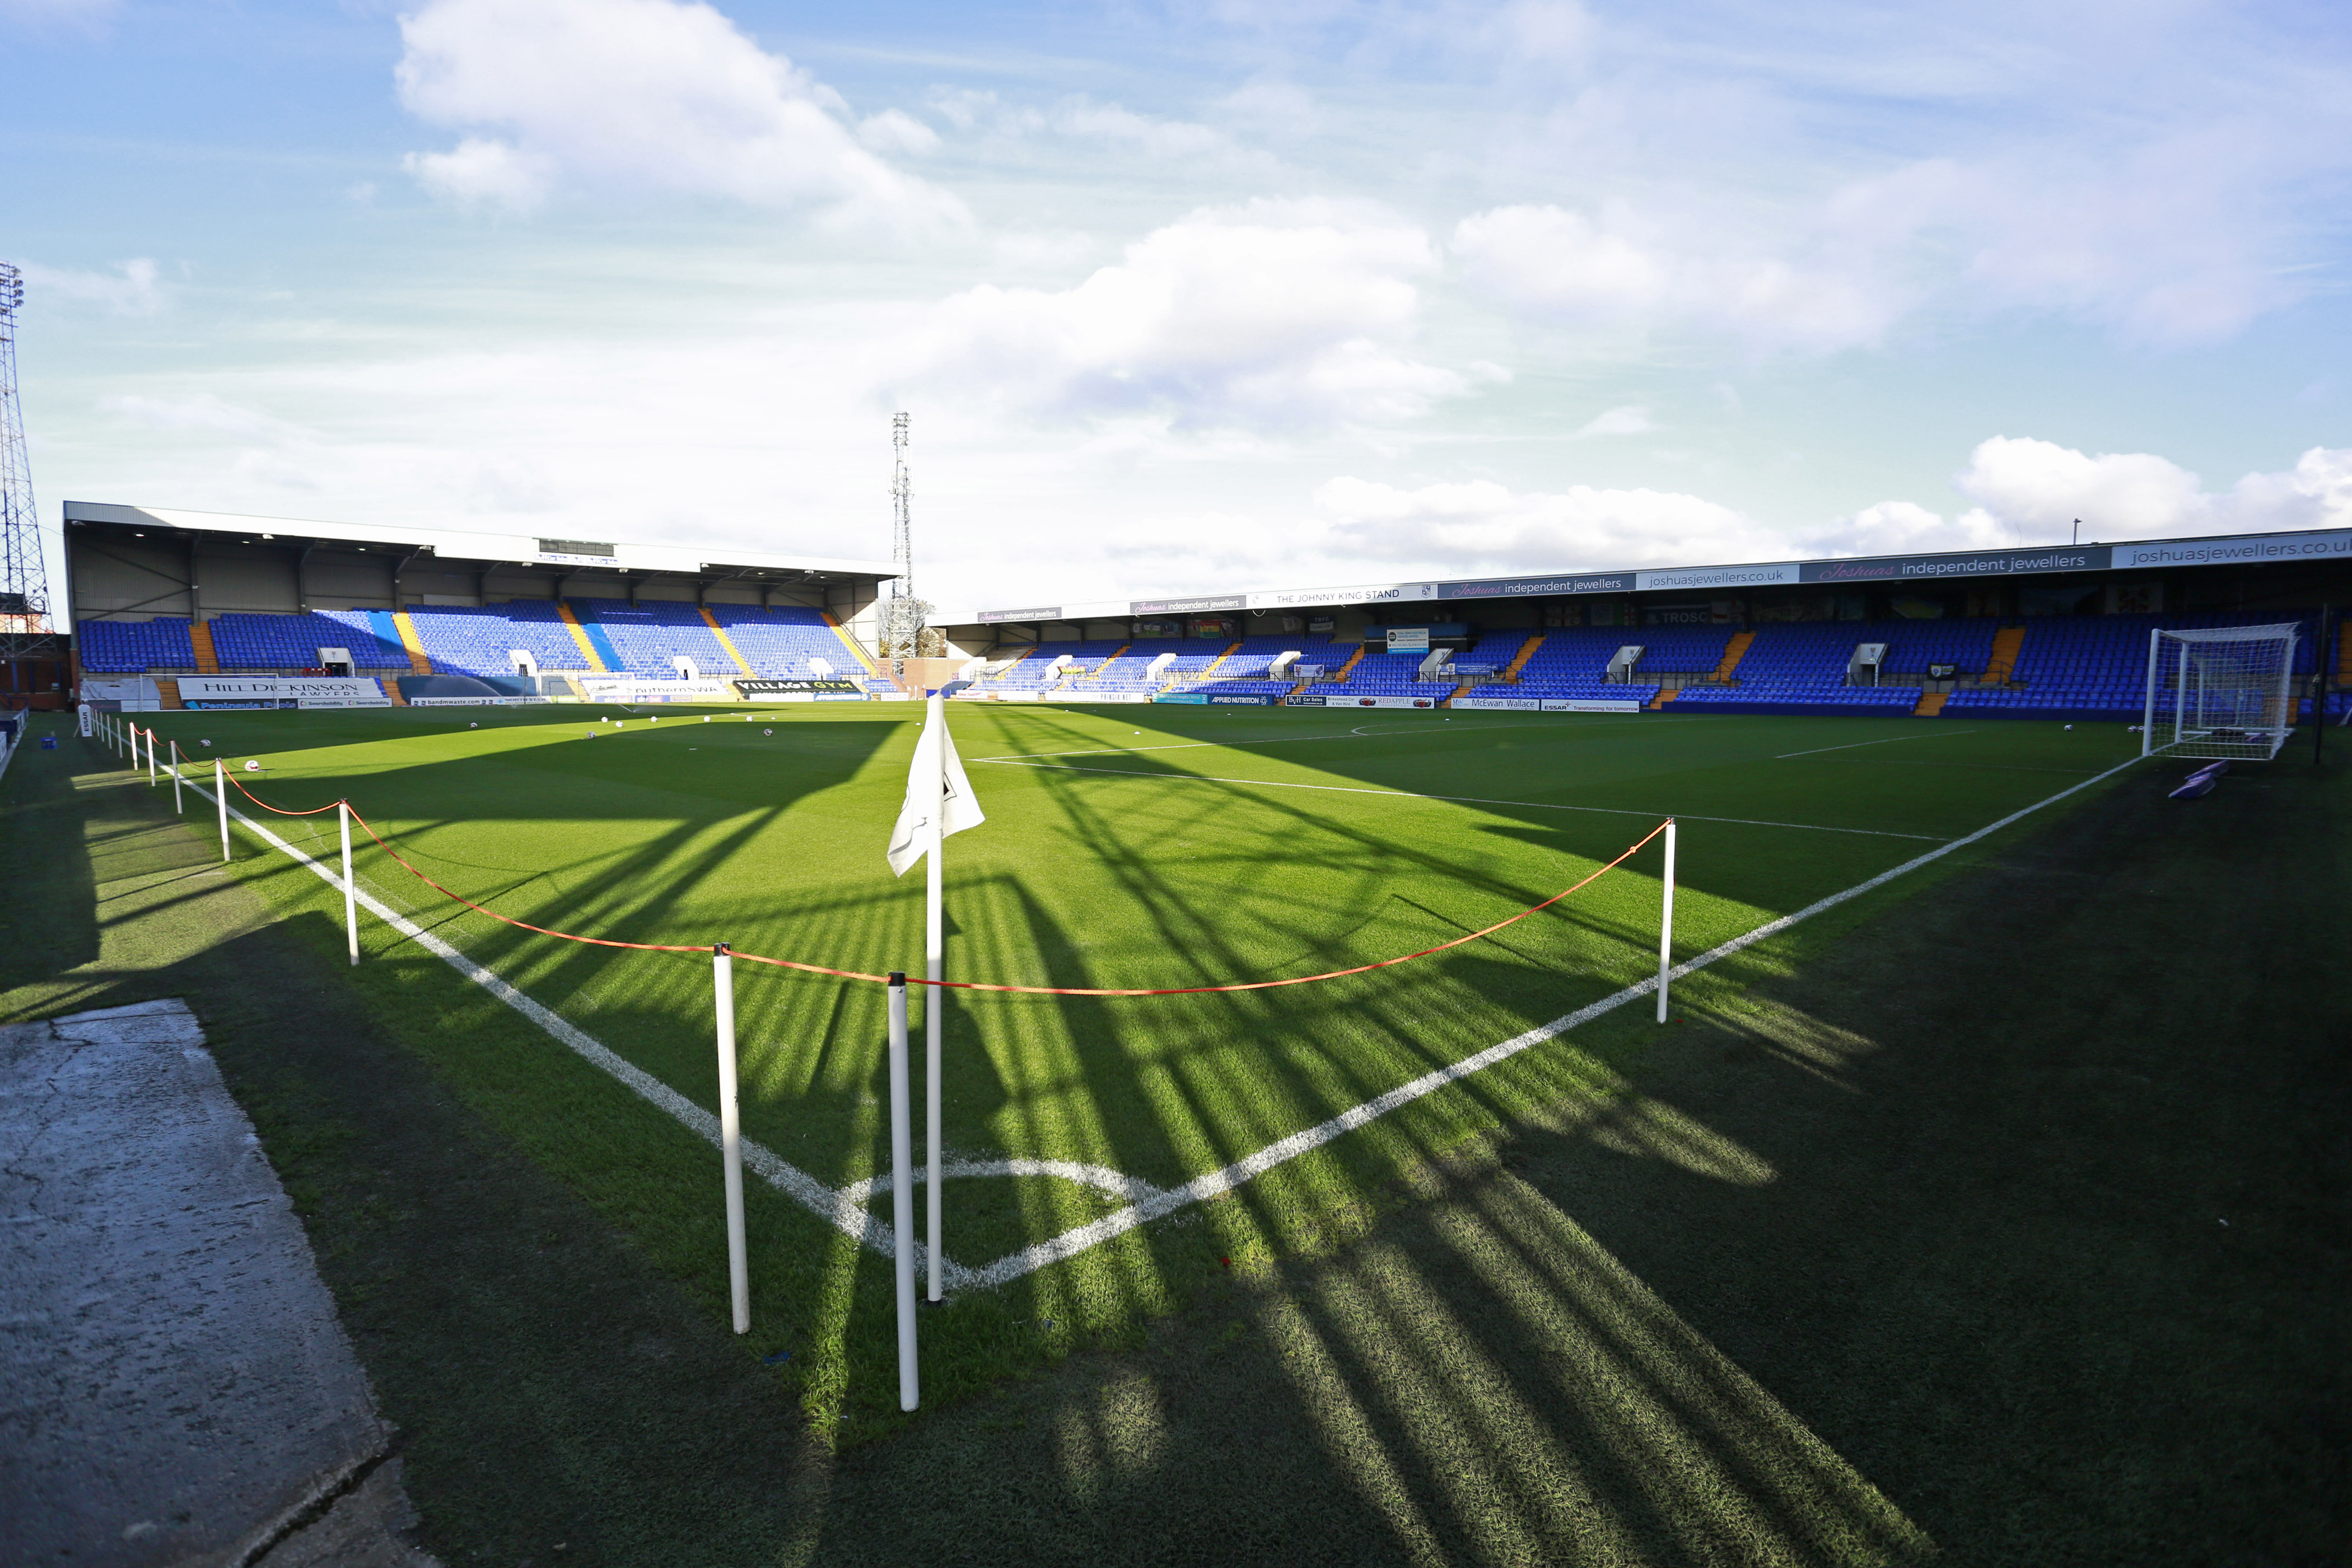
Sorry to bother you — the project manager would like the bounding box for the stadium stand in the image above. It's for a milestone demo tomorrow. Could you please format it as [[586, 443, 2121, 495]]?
[[1175, 634, 1339, 698], [74, 605, 2337, 720], [76, 617, 195, 673], [405, 602, 591, 676], [207, 610, 410, 671], [704, 604, 864, 679], [571, 599, 742, 678]]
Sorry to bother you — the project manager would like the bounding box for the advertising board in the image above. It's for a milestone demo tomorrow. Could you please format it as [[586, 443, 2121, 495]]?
[[1205, 694, 1275, 705], [1152, 693, 1210, 704], [1245, 581, 1438, 611], [178, 676, 394, 710], [1342, 695, 1439, 709], [1058, 690, 1150, 703], [1540, 699, 1644, 713], [1282, 693, 1326, 706], [1449, 696, 1543, 712], [734, 679, 863, 697]]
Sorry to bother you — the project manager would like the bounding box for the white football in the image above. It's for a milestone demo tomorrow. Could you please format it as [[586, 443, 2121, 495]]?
[[243, 760, 259, 771]]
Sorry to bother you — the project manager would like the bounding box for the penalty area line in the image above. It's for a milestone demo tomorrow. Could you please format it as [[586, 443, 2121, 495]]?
[[180, 750, 2139, 1298], [953, 750, 2147, 1287], [973, 758, 1948, 841], [1776, 730, 1980, 759]]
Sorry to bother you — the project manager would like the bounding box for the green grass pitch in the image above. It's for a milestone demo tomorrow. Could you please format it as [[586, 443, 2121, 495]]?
[[126, 701, 2139, 1438]]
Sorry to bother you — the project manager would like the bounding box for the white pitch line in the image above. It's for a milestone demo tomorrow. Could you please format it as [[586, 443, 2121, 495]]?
[[971, 714, 1692, 764], [1776, 730, 1980, 759], [945, 750, 2148, 1288], [974, 759, 1949, 841], [181, 777, 962, 1280], [181, 750, 2141, 1299]]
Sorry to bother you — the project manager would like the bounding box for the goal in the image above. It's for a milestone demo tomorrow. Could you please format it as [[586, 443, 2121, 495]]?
[[2141, 623, 2301, 761]]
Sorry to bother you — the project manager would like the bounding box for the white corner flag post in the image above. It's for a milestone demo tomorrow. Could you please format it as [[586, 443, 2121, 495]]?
[[886, 971, 919, 1410], [1654, 819, 1678, 1024], [215, 758, 230, 862], [924, 695, 946, 1303], [886, 691, 987, 1308], [339, 801, 359, 965], [712, 942, 749, 1334]]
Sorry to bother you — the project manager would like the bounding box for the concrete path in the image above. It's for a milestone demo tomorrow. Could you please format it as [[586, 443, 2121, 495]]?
[[1, 998, 435, 1567]]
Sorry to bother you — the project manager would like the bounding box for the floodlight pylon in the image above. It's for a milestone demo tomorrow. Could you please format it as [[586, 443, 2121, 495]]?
[[878, 411, 933, 666], [0, 262, 55, 664]]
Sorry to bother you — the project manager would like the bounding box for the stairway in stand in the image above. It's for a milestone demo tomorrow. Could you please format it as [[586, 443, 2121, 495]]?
[[390, 610, 433, 674], [189, 622, 220, 674], [1914, 691, 1949, 716], [1984, 625, 2026, 684], [1711, 630, 1755, 682]]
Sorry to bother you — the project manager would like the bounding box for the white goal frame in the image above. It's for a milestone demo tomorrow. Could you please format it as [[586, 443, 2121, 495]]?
[[2141, 623, 2301, 761]]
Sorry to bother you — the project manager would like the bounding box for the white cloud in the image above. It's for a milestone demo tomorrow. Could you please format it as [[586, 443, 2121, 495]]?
[[1800, 440, 2352, 557], [1451, 203, 1907, 353], [1313, 474, 1786, 574], [394, 0, 963, 230], [1574, 404, 1654, 438], [0, 0, 116, 30], [21, 258, 163, 313], [923, 88, 1267, 167], [856, 109, 940, 157], [900, 200, 1469, 427], [1797, 498, 2010, 559], [1950, 436, 2352, 543]]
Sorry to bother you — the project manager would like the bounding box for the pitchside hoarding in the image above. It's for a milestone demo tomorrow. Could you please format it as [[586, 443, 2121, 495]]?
[[735, 679, 864, 697], [179, 676, 393, 709]]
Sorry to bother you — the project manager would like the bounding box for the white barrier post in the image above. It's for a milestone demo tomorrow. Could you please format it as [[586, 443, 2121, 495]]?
[[713, 943, 749, 1334], [1655, 819, 1678, 1024], [170, 742, 183, 814], [340, 801, 360, 966], [143, 726, 155, 786], [216, 759, 230, 861], [887, 971, 920, 1411]]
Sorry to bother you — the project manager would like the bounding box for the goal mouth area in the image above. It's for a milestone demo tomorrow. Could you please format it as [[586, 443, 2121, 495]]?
[[2142, 623, 2304, 764]]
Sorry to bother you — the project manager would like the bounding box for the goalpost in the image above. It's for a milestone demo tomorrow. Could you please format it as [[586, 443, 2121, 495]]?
[[2141, 623, 2301, 762]]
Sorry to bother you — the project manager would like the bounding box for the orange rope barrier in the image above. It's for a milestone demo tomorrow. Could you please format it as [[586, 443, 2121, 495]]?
[[221, 774, 1670, 995]]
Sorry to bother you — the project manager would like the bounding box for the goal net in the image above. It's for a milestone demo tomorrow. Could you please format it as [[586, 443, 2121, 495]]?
[[2142, 624, 2301, 761]]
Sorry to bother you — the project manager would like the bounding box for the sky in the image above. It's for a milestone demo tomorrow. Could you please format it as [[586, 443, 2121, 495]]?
[[5, 0, 2351, 616]]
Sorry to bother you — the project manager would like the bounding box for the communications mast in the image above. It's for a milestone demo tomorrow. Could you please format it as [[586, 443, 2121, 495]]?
[[877, 410, 932, 667], [0, 262, 54, 666]]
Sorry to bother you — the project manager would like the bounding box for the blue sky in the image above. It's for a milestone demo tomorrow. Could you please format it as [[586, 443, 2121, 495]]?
[[6, 0, 2349, 613]]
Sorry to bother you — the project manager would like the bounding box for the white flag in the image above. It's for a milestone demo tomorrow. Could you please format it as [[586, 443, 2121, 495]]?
[[886, 703, 985, 876]]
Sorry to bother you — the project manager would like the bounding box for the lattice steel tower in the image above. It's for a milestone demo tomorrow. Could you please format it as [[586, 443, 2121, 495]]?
[[0, 262, 53, 661], [877, 410, 932, 664]]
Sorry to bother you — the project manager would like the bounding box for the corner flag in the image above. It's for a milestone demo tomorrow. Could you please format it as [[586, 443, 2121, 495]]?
[[886, 701, 984, 876]]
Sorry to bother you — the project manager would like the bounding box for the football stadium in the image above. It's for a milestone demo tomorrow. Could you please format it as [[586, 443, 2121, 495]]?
[[7, 484, 2348, 1562], [7, 7, 2351, 1561]]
